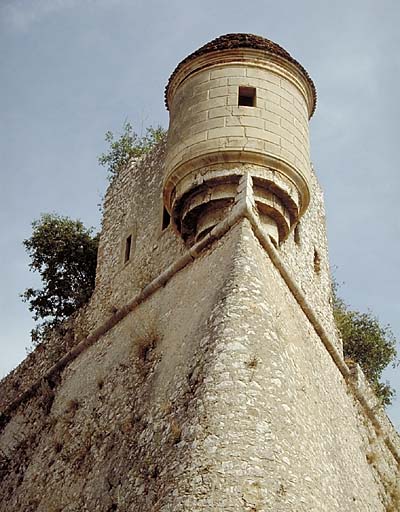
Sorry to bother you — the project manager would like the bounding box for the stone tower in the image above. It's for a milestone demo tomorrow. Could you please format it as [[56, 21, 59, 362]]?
[[0, 34, 399, 512], [164, 33, 315, 246]]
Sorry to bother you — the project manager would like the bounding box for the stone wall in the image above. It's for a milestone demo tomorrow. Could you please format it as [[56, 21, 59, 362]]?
[[279, 167, 339, 349], [0, 142, 399, 511]]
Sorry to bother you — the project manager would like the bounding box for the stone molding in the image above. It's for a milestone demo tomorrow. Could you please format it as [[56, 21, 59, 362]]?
[[163, 151, 310, 233]]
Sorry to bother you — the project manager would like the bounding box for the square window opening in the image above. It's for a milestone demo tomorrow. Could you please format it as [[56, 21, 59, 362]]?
[[238, 86, 256, 107]]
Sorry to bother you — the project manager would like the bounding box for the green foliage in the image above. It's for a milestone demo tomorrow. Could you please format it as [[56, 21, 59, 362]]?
[[332, 281, 398, 407], [22, 214, 99, 344], [98, 122, 165, 181]]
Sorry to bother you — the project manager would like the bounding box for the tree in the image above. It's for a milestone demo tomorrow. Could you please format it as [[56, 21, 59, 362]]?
[[332, 281, 398, 407], [22, 122, 165, 345], [22, 214, 99, 344], [98, 122, 165, 181]]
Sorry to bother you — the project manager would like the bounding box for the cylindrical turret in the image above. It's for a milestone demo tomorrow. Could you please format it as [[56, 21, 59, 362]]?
[[164, 33, 316, 245]]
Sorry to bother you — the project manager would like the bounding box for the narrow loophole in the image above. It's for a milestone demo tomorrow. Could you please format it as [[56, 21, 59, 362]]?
[[162, 207, 171, 230], [124, 235, 132, 263], [313, 249, 321, 274], [238, 86, 256, 107], [294, 223, 301, 245]]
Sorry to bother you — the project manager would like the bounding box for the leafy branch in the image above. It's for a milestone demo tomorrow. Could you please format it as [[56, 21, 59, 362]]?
[[98, 122, 165, 181], [332, 280, 398, 407]]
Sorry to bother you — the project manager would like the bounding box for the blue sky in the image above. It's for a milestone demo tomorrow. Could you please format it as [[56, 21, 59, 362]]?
[[0, 0, 399, 428]]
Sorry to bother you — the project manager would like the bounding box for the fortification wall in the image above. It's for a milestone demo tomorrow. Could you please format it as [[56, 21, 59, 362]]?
[[279, 168, 339, 350], [0, 219, 241, 511], [0, 143, 399, 511], [0, 141, 183, 412], [89, 139, 187, 325]]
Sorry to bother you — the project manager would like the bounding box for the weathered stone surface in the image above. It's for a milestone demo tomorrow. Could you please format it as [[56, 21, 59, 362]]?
[[0, 34, 399, 512]]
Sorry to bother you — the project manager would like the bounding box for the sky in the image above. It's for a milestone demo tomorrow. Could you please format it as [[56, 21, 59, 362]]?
[[0, 0, 399, 428]]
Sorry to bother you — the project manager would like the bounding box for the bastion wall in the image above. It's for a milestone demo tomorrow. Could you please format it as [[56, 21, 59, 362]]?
[[0, 141, 399, 511]]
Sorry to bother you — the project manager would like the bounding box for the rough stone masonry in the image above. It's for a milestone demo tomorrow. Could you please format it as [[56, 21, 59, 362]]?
[[0, 33, 399, 511]]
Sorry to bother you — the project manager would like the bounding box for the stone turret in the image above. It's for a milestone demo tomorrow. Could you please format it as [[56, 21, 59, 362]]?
[[164, 33, 316, 244]]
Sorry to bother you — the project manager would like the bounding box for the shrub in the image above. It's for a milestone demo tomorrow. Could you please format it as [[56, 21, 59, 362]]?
[[98, 121, 165, 181], [332, 281, 398, 406]]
